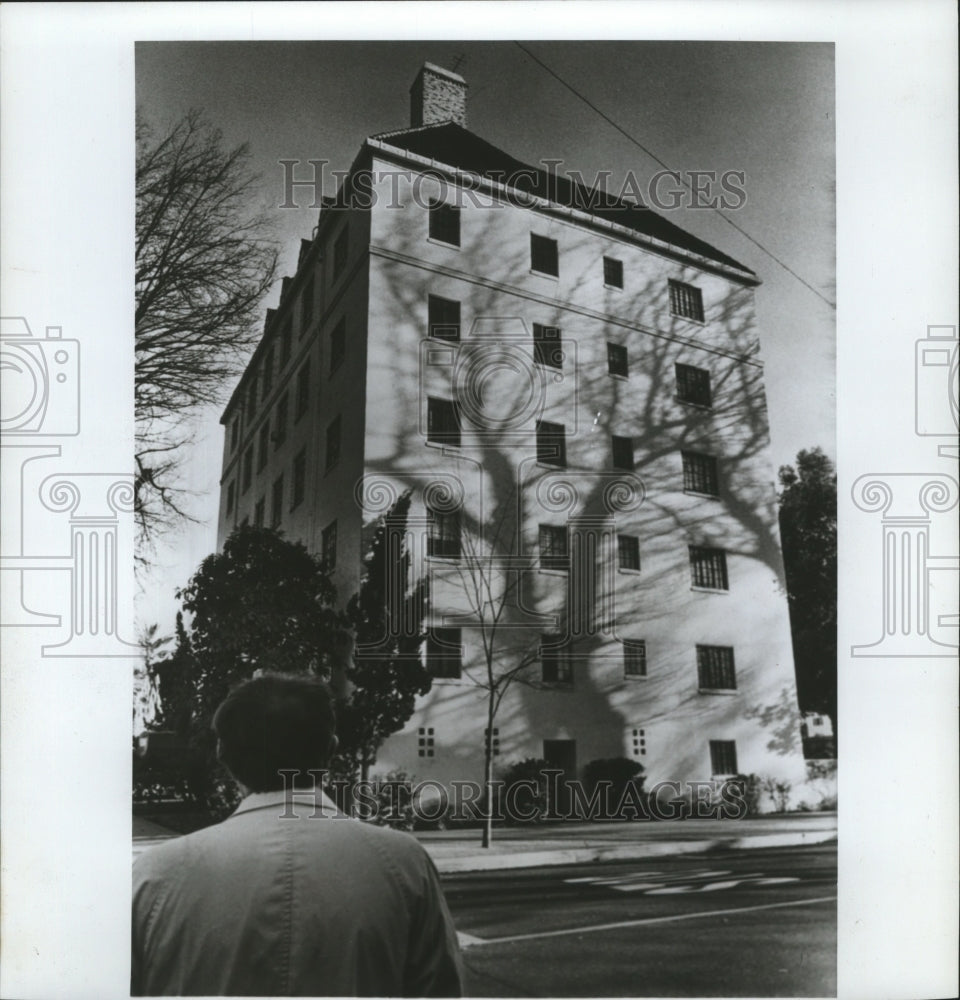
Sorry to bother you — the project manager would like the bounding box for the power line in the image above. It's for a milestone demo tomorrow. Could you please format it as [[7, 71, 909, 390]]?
[[513, 41, 835, 311]]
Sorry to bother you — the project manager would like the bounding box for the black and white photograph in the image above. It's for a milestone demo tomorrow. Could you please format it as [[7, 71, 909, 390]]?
[[0, 5, 957, 1000]]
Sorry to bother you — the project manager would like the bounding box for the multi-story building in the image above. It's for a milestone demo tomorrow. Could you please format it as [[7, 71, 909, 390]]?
[[218, 63, 807, 799]]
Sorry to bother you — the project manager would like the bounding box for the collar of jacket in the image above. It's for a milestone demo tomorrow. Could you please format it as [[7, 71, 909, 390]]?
[[231, 788, 345, 819]]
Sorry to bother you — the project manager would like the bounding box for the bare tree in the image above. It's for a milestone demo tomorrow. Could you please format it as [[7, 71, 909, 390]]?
[[135, 109, 278, 555], [441, 500, 544, 848]]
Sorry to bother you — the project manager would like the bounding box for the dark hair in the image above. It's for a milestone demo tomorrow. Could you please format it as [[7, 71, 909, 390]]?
[[212, 673, 336, 792]]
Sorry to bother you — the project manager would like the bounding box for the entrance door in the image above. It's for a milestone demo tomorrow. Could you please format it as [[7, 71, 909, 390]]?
[[542, 739, 577, 818]]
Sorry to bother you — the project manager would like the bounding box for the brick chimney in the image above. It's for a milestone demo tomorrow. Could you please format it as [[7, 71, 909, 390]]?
[[410, 63, 467, 128]]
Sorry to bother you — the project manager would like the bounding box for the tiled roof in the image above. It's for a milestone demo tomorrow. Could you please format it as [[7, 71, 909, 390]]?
[[371, 122, 754, 275]]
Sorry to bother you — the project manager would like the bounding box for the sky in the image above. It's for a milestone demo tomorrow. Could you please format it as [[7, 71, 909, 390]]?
[[135, 40, 835, 632]]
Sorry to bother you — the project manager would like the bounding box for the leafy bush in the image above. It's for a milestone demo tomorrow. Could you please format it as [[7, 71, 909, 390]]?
[[730, 773, 764, 816], [497, 757, 551, 823], [582, 757, 645, 819]]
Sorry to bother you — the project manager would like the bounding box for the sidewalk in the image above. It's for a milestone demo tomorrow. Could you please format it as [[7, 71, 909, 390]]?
[[134, 812, 837, 872]]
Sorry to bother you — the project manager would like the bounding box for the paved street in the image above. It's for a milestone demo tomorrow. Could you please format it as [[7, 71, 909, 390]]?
[[443, 844, 836, 997]]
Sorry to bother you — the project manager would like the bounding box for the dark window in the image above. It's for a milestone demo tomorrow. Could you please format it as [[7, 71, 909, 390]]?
[[603, 256, 623, 288], [226, 480, 236, 514], [709, 739, 738, 776], [241, 446, 253, 494], [418, 727, 435, 758], [624, 640, 647, 677], [257, 421, 270, 472], [697, 645, 737, 690], [322, 520, 337, 570], [427, 506, 461, 559], [254, 497, 265, 528], [262, 347, 274, 399], [230, 419, 239, 453], [484, 727, 500, 757], [675, 363, 713, 407], [531, 233, 559, 276], [669, 279, 705, 322], [247, 374, 258, 421], [426, 628, 462, 679], [330, 318, 346, 374], [271, 475, 283, 528], [689, 546, 729, 590], [536, 419, 566, 467], [428, 294, 461, 342], [274, 393, 288, 449], [429, 200, 461, 246], [612, 435, 634, 471], [540, 635, 572, 683], [280, 318, 292, 367], [631, 727, 647, 758], [325, 415, 341, 471], [539, 524, 568, 571], [295, 361, 310, 421], [682, 451, 720, 496], [427, 397, 460, 447], [618, 534, 641, 571], [607, 342, 628, 377], [333, 228, 348, 280], [301, 276, 315, 334], [291, 448, 306, 510], [533, 323, 563, 369]]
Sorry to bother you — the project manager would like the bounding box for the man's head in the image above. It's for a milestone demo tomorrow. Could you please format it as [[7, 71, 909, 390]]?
[[212, 673, 337, 792]]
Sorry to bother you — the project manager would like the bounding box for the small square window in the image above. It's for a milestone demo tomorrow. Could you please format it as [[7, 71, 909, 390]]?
[[689, 546, 729, 590], [603, 257, 623, 289], [330, 318, 346, 374], [618, 534, 641, 571], [675, 363, 713, 407], [539, 524, 569, 571], [607, 343, 628, 378], [426, 628, 462, 679], [427, 397, 461, 447], [484, 727, 501, 756], [682, 451, 720, 496], [631, 727, 647, 757], [623, 640, 647, 677], [418, 726, 436, 758], [428, 295, 461, 342], [325, 415, 341, 471], [533, 323, 563, 369], [536, 420, 567, 467], [709, 739, 738, 776], [612, 435, 634, 471], [540, 635, 572, 683], [428, 201, 461, 247], [322, 520, 338, 571], [530, 233, 559, 276], [697, 645, 737, 690], [669, 279, 705, 322]]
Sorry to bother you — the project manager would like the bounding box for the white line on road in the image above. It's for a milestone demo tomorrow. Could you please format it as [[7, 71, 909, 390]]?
[[460, 895, 836, 947]]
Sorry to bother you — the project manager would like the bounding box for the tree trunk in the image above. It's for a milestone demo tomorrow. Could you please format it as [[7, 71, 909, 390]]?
[[481, 690, 496, 849]]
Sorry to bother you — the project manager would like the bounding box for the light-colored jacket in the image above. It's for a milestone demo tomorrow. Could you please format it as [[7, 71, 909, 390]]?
[[132, 790, 464, 996]]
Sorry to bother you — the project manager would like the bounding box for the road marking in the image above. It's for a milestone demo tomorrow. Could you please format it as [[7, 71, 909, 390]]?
[[565, 869, 800, 894], [459, 895, 836, 947]]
